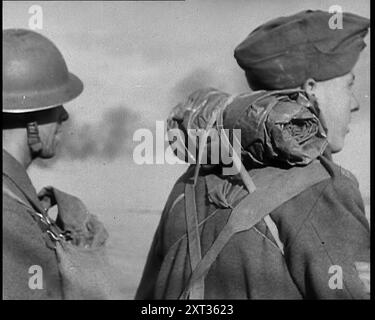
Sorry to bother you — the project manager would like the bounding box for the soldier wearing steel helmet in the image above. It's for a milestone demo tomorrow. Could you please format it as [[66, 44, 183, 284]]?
[[136, 10, 370, 299], [2, 29, 114, 299]]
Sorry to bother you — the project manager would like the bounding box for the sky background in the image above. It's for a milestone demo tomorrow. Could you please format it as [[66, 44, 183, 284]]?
[[3, 0, 370, 212]]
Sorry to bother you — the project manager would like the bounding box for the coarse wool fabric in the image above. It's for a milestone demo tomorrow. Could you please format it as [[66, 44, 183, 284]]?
[[234, 10, 370, 90], [135, 158, 370, 299], [3, 150, 63, 299], [3, 150, 117, 300]]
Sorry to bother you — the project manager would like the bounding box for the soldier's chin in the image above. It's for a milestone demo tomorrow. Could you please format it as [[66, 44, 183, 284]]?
[[39, 148, 56, 159], [328, 139, 345, 154]]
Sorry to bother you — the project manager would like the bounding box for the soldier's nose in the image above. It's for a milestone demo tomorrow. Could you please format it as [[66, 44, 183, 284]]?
[[59, 106, 70, 123]]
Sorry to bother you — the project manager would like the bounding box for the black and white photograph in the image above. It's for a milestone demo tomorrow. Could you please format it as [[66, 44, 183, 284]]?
[[2, 0, 370, 305]]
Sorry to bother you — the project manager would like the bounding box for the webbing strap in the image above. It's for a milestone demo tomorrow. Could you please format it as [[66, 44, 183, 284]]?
[[3, 182, 32, 209], [179, 161, 330, 299], [3, 172, 46, 214], [3, 178, 64, 243], [184, 183, 204, 299]]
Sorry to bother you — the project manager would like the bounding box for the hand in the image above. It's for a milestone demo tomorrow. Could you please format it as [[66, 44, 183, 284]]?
[[354, 261, 370, 294], [38, 187, 108, 247], [38, 186, 57, 211]]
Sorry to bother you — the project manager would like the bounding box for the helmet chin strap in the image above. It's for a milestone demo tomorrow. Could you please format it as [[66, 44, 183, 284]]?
[[26, 121, 43, 157]]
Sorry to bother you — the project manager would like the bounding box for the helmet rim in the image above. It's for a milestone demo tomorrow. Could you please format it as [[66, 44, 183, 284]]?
[[3, 71, 83, 113]]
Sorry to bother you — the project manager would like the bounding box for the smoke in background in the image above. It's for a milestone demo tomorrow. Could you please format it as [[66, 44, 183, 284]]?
[[35, 66, 236, 170], [172, 68, 215, 103], [35, 105, 141, 167], [170, 67, 250, 106]]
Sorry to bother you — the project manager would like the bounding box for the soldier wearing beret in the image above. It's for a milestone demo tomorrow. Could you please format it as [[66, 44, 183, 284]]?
[[136, 10, 370, 299]]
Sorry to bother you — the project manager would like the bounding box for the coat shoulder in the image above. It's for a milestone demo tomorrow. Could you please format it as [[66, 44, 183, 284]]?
[[2, 194, 62, 299]]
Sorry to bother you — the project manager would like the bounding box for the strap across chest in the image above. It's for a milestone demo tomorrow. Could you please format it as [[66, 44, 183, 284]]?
[[3, 176, 65, 244], [180, 160, 331, 299]]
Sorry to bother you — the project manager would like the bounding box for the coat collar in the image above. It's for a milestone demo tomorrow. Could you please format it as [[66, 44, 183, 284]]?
[[3, 149, 45, 212]]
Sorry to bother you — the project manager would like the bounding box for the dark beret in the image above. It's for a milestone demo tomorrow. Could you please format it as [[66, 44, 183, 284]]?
[[234, 10, 370, 90]]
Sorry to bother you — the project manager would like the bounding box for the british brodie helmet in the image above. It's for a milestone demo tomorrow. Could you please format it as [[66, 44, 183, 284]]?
[[3, 29, 83, 155], [3, 28, 83, 113]]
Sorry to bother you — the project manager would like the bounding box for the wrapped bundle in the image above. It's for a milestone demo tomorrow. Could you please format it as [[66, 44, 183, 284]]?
[[167, 88, 231, 165], [167, 87, 328, 170]]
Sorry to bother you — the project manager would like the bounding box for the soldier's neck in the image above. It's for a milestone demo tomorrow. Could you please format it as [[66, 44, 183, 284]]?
[[3, 129, 32, 169]]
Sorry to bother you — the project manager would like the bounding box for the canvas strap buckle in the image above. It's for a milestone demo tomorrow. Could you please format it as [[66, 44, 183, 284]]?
[[33, 211, 68, 242]]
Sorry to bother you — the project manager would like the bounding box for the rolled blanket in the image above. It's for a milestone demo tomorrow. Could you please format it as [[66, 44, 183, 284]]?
[[167, 87, 328, 169]]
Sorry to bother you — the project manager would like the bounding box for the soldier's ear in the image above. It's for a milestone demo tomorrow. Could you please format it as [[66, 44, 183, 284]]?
[[302, 78, 318, 99]]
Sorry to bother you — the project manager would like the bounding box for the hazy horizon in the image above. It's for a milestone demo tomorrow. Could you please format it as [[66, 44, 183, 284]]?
[[3, 0, 370, 214]]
